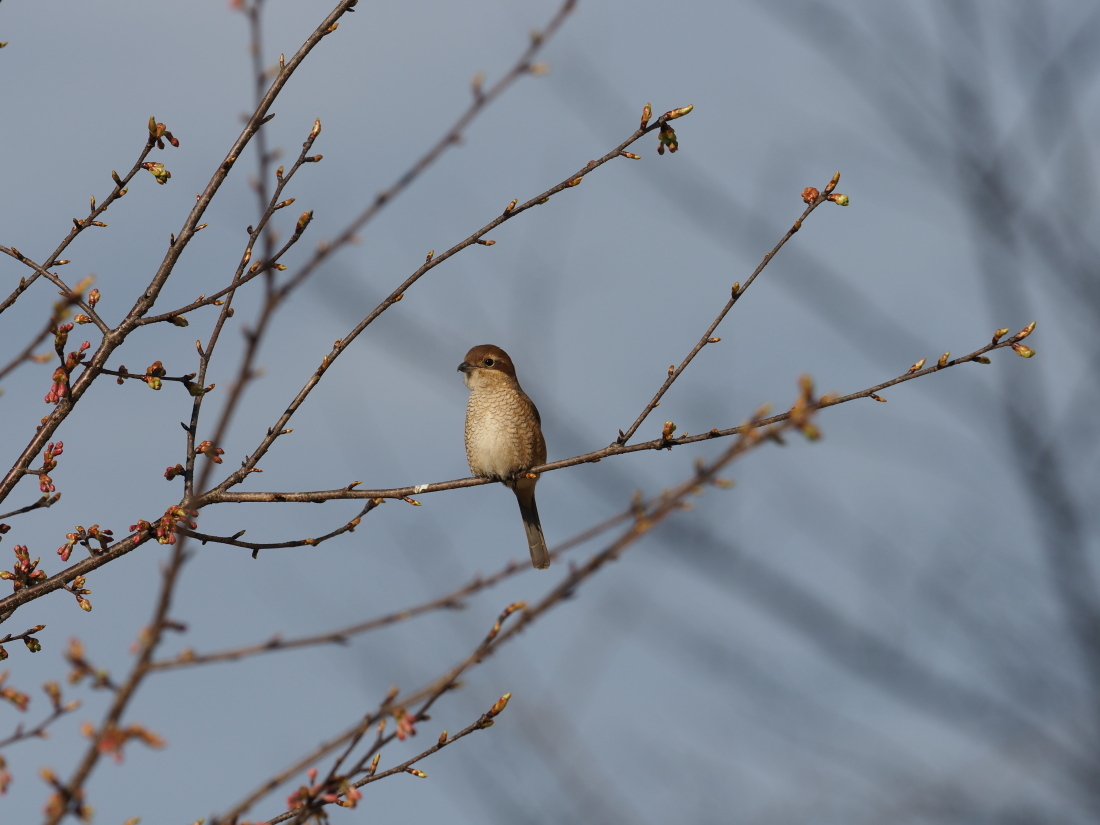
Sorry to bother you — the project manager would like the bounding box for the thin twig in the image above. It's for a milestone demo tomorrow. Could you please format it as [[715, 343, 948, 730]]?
[[0, 250, 109, 334], [178, 499, 381, 556], [0, 700, 78, 751], [0, 494, 61, 521], [0, 142, 155, 317], [0, 624, 46, 649], [617, 173, 842, 445]]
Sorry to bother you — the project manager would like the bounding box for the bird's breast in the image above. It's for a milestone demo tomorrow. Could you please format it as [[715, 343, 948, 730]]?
[[465, 387, 543, 479]]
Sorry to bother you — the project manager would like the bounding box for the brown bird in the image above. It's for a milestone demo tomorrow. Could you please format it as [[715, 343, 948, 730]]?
[[458, 344, 550, 569]]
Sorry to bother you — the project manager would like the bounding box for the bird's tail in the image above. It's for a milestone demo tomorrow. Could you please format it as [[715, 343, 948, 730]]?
[[512, 478, 550, 569]]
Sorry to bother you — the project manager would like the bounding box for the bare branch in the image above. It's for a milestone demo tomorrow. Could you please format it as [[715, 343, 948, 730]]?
[[617, 172, 845, 445], [0, 143, 154, 317], [0, 681, 78, 751], [178, 498, 381, 556], [0, 494, 61, 521]]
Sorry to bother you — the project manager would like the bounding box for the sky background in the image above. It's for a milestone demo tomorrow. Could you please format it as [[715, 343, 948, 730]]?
[[1, 1, 1097, 823]]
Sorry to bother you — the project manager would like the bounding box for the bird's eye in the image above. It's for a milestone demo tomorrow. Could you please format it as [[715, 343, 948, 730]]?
[[483, 358, 495, 366]]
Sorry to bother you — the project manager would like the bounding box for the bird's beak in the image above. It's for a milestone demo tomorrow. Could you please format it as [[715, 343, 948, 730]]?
[[457, 361, 472, 373]]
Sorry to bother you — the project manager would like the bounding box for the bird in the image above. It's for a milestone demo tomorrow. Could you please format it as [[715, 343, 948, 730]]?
[[458, 344, 550, 569]]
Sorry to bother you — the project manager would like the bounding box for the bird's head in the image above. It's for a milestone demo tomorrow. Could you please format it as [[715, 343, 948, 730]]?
[[458, 344, 517, 390]]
